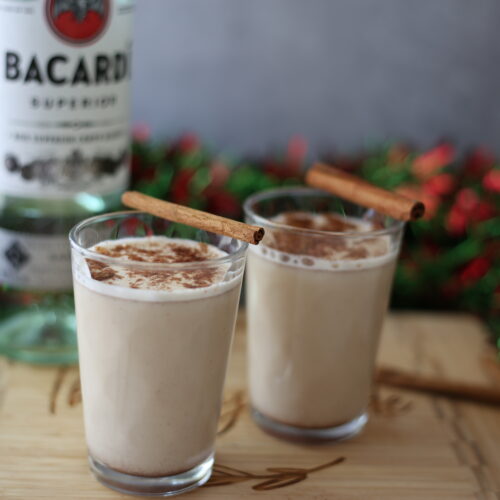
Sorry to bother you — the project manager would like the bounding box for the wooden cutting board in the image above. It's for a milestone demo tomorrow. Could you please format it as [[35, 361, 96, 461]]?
[[0, 312, 499, 499]]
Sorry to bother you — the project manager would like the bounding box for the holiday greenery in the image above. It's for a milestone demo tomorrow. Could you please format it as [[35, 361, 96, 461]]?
[[131, 125, 500, 350]]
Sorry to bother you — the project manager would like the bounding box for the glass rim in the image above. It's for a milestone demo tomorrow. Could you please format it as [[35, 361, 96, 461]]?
[[69, 210, 249, 271], [243, 187, 406, 238]]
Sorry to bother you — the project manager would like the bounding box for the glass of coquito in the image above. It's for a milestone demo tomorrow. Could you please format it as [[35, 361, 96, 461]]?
[[69, 204, 254, 496], [244, 185, 408, 442]]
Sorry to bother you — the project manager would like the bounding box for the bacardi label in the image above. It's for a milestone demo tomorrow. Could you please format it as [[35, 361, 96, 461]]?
[[0, 227, 72, 290], [0, 0, 133, 199]]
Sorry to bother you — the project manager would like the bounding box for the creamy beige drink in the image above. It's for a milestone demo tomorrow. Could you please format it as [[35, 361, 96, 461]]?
[[70, 224, 247, 495], [244, 192, 404, 441]]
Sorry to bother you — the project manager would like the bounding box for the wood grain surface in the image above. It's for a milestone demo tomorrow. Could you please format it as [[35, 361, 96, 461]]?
[[0, 312, 499, 499]]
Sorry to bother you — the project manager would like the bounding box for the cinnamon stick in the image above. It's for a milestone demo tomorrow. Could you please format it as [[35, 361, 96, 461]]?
[[376, 366, 500, 406], [306, 163, 425, 221], [122, 191, 264, 245]]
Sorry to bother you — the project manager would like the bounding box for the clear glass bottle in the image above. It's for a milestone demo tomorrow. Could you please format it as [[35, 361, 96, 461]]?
[[0, 0, 134, 363]]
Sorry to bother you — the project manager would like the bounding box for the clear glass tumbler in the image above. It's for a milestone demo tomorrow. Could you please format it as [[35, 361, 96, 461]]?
[[244, 187, 404, 442], [70, 211, 247, 496]]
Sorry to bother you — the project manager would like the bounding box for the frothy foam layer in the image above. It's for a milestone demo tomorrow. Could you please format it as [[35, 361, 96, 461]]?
[[250, 211, 397, 270], [73, 236, 239, 302]]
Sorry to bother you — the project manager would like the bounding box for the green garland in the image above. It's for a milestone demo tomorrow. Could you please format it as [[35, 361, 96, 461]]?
[[131, 128, 500, 349]]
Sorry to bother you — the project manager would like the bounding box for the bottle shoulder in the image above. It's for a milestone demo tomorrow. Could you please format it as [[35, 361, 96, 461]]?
[[0, 190, 123, 232]]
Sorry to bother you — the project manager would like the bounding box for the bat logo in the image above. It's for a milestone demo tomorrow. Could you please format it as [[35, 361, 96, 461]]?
[[53, 0, 105, 23], [46, 0, 109, 45]]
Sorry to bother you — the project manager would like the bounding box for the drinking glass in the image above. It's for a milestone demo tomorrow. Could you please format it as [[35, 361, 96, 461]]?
[[70, 211, 247, 496], [244, 187, 404, 441]]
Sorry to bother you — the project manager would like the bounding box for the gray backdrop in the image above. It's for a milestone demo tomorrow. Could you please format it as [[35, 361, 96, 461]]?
[[132, 0, 500, 156]]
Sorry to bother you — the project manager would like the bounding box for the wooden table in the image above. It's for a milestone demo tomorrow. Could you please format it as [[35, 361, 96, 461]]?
[[1, 312, 499, 499]]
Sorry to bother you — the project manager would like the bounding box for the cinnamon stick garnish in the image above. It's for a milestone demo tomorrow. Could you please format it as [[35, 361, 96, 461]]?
[[306, 163, 425, 221], [376, 366, 500, 406], [122, 191, 264, 245]]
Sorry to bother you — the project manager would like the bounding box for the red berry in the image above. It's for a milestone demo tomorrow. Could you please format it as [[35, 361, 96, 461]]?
[[286, 135, 308, 167], [473, 201, 495, 222], [412, 144, 454, 179], [177, 133, 200, 154], [455, 189, 479, 213], [123, 217, 140, 235], [423, 173, 455, 197], [483, 170, 500, 193], [465, 149, 495, 176], [459, 257, 491, 285], [446, 207, 467, 235], [206, 191, 240, 218], [132, 123, 151, 143], [209, 161, 230, 188], [171, 169, 195, 204]]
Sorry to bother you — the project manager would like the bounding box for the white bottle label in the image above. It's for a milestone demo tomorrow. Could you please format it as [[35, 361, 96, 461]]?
[[0, 227, 72, 291], [0, 0, 133, 199]]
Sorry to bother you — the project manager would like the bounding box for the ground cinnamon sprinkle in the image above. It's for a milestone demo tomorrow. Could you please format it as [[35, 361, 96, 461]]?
[[264, 211, 387, 260], [180, 269, 218, 289], [88, 239, 225, 290], [86, 259, 118, 282], [278, 211, 359, 233], [344, 246, 369, 259], [322, 213, 358, 232], [281, 212, 316, 230], [93, 241, 214, 264]]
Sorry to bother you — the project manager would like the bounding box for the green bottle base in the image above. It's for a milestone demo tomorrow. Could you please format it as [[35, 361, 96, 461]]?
[[0, 307, 77, 365]]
